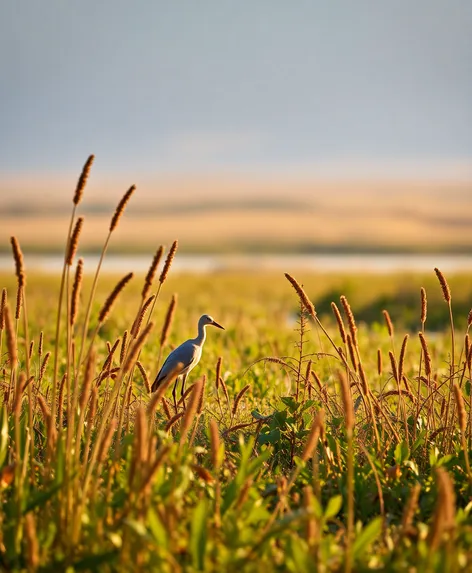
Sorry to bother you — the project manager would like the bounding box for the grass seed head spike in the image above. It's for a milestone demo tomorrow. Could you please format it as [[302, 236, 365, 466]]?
[[179, 379, 203, 445], [398, 334, 409, 382], [10, 236, 25, 288], [420, 287, 427, 324], [232, 384, 250, 416], [109, 185, 136, 232], [301, 408, 325, 462], [66, 217, 84, 265], [70, 258, 84, 326], [434, 267, 451, 302], [4, 304, 17, 366], [151, 314, 224, 406], [131, 294, 155, 338], [15, 285, 23, 320], [418, 332, 432, 376], [340, 295, 357, 346], [284, 273, 316, 316], [136, 360, 151, 393], [98, 272, 134, 324], [382, 309, 394, 337], [377, 348, 382, 375], [0, 288, 6, 330], [339, 372, 354, 431], [331, 302, 347, 343], [453, 383, 467, 434], [160, 294, 178, 346], [73, 154, 94, 205], [142, 245, 164, 299], [159, 240, 178, 284], [123, 322, 154, 375]]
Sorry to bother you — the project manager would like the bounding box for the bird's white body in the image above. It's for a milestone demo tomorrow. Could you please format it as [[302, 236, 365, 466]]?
[[152, 314, 224, 398]]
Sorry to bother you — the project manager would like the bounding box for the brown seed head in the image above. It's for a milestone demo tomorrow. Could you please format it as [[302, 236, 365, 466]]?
[[179, 379, 203, 445], [15, 285, 23, 320], [0, 288, 6, 330], [98, 272, 133, 324], [284, 273, 316, 316], [142, 246, 164, 299], [109, 185, 135, 232], [340, 295, 357, 347], [159, 240, 178, 284], [398, 334, 409, 382], [232, 384, 250, 416], [70, 258, 83, 326], [382, 310, 394, 337], [453, 383, 467, 435], [420, 287, 427, 324], [73, 154, 94, 205], [10, 236, 26, 288], [66, 217, 84, 265], [160, 294, 178, 346], [434, 267, 451, 303], [377, 348, 382, 375], [131, 294, 155, 338], [339, 372, 354, 431], [467, 308, 472, 328], [418, 332, 432, 376], [136, 360, 151, 393], [4, 304, 17, 366], [301, 408, 325, 461], [123, 322, 153, 374], [331, 302, 347, 343]]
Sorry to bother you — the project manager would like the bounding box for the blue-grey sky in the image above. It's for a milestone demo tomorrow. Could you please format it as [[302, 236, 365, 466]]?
[[1, 1, 471, 177]]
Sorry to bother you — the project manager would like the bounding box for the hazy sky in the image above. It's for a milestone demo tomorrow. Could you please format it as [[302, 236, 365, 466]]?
[[1, 1, 471, 177]]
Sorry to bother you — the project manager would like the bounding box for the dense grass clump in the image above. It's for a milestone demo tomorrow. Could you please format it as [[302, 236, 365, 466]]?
[[1, 157, 472, 572]]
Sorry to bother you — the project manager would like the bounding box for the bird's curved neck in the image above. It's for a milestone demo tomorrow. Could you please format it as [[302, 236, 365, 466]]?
[[195, 321, 206, 345]]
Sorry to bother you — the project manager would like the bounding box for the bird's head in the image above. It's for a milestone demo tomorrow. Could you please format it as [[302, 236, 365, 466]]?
[[200, 314, 225, 330]]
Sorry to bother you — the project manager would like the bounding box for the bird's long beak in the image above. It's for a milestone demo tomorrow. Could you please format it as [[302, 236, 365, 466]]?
[[211, 320, 225, 330]]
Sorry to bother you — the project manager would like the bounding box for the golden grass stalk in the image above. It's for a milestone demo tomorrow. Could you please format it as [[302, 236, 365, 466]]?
[[331, 302, 347, 343], [122, 322, 153, 375], [15, 285, 23, 320], [159, 240, 178, 284], [109, 185, 136, 232], [161, 398, 172, 420], [38, 331, 43, 358], [382, 309, 394, 337], [418, 332, 432, 377], [38, 352, 51, 383], [160, 294, 178, 347], [453, 383, 471, 483], [377, 348, 382, 375], [10, 236, 25, 289], [146, 362, 183, 415], [434, 267, 451, 303], [346, 334, 358, 372], [421, 287, 427, 324], [66, 217, 84, 266], [284, 273, 315, 316], [70, 258, 83, 327], [132, 295, 156, 339], [339, 372, 354, 432], [165, 412, 184, 432], [197, 375, 207, 415], [428, 467, 456, 551], [301, 408, 325, 462], [398, 334, 409, 382], [98, 273, 134, 325], [232, 384, 250, 417], [142, 246, 164, 300], [24, 512, 39, 571], [120, 331, 128, 365], [340, 296, 358, 348], [179, 379, 203, 446], [136, 361, 151, 394], [4, 304, 17, 367], [73, 154, 94, 206], [210, 418, 221, 470], [400, 483, 421, 534], [0, 288, 6, 330]]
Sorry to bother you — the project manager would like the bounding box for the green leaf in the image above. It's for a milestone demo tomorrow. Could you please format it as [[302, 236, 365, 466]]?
[[324, 495, 343, 520], [352, 517, 383, 559], [190, 498, 208, 571], [394, 441, 410, 465], [147, 508, 168, 549]]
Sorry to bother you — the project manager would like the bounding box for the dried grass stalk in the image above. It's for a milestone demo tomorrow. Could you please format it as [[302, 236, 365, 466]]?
[[160, 294, 177, 346], [331, 302, 347, 343], [159, 240, 178, 284], [4, 305, 17, 366], [24, 512, 39, 570], [15, 285, 23, 320], [136, 361, 151, 394], [131, 294, 155, 338], [401, 483, 421, 532], [340, 295, 358, 347], [0, 288, 6, 330], [122, 322, 153, 374], [346, 334, 358, 372], [70, 258, 83, 326], [142, 246, 164, 299], [398, 334, 409, 382], [179, 379, 203, 445], [434, 268, 451, 302], [453, 383, 467, 435], [389, 351, 399, 383], [38, 352, 51, 383], [109, 185, 136, 232], [377, 348, 382, 375], [165, 412, 185, 432], [66, 217, 84, 265], [339, 372, 354, 431], [73, 154, 94, 206], [210, 418, 221, 469], [428, 467, 456, 550], [418, 332, 432, 376], [98, 273, 134, 324], [11, 236, 26, 288], [284, 273, 316, 316], [120, 331, 128, 365], [382, 310, 394, 337], [301, 409, 325, 461], [232, 384, 250, 416], [420, 287, 427, 324]]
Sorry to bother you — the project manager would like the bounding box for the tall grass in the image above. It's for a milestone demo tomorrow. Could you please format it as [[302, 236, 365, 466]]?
[[0, 157, 472, 571]]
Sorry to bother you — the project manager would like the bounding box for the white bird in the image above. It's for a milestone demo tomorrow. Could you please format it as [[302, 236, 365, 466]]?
[[151, 314, 224, 406]]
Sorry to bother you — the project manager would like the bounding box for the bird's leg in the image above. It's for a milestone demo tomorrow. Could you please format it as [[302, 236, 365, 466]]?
[[172, 376, 180, 413], [181, 373, 188, 409]]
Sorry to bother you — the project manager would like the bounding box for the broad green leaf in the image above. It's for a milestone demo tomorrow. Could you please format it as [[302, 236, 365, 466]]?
[[190, 498, 208, 571], [352, 517, 383, 559], [324, 495, 343, 520]]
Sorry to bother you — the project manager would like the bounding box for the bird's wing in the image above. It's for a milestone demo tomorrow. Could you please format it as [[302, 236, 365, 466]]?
[[151, 340, 197, 392]]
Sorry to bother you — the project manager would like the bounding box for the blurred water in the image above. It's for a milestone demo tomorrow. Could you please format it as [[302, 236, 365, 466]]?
[[1, 253, 472, 275]]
